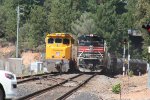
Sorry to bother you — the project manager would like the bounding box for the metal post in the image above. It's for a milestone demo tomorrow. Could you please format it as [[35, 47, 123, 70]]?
[[16, 5, 20, 58], [123, 44, 125, 76], [148, 63, 150, 89], [148, 46, 150, 89], [128, 42, 130, 74], [127, 42, 130, 91]]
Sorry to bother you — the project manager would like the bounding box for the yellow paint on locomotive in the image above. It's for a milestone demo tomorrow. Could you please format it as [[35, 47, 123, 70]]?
[[45, 33, 74, 60]]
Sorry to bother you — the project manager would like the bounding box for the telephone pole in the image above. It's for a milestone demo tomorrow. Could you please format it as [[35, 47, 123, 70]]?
[[148, 46, 150, 89], [128, 42, 130, 74], [123, 43, 125, 76], [16, 5, 20, 58], [123, 38, 127, 76]]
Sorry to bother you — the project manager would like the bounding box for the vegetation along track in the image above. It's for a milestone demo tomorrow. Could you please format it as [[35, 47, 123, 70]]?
[[14, 73, 97, 100]]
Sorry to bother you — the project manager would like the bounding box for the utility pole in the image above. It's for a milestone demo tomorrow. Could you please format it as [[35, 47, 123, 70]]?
[[123, 43, 125, 76], [123, 38, 127, 76], [128, 42, 130, 74], [127, 42, 130, 91], [148, 46, 150, 89], [16, 5, 20, 58]]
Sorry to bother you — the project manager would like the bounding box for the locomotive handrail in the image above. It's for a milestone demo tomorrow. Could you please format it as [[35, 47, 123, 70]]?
[[79, 51, 84, 57], [98, 51, 103, 57], [78, 51, 104, 58]]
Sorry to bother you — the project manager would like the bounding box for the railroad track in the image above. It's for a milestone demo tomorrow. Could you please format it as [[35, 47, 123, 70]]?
[[17, 72, 63, 84], [56, 73, 97, 100], [14, 73, 97, 100], [17, 72, 54, 79], [16, 72, 66, 79]]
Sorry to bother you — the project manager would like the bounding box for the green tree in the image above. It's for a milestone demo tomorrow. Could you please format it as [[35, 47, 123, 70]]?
[[94, 0, 119, 52], [71, 12, 95, 35], [26, 5, 47, 47], [133, 0, 150, 59], [47, 0, 81, 33], [0, 0, 17, 42]]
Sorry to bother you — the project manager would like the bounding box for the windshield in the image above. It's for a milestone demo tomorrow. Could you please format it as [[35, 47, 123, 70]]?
[[78, 35, 104, 46], [63, 38, 70, 44], [48, 38, 54, 44], [55, 38, 62, 43]]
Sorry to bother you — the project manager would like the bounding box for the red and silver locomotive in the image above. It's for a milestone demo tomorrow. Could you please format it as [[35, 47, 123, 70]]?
[[77, 34, 110, 72]]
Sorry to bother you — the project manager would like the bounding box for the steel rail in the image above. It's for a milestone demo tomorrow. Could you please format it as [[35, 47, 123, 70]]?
[[17, 73, 61, 84], [15, 73, 83, 100], [56, 73, 97, 100], [17, 72, 60, 79]]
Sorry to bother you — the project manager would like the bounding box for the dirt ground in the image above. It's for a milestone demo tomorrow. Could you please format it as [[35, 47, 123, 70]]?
[[78, 74, 150, 100], [21, 51, 41, 67], [119, 74, 150, 100]]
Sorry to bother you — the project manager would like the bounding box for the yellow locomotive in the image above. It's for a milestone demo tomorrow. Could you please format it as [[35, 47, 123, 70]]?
[[45, 33, 75, 72]]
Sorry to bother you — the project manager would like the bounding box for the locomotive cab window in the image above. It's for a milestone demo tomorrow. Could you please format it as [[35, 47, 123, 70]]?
[[78, 41, 85, 46], [63, 38, 70, 44], [48, 38, 54, 44], [78, 35, 104, 46], [55, 38, 62, 43]]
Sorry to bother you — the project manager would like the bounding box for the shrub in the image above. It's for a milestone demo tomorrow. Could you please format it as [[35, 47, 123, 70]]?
[[128, 70, 134, 77], [112, 83, 121, 94]]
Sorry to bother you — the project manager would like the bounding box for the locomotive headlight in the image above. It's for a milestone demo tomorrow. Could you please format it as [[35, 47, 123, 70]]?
[[96, 56, 99, 58], [83, 54, 86, 58], [80, 58, 83, 61], [89, 45, 93, 52]]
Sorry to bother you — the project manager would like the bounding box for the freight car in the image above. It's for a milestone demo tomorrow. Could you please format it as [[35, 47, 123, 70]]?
[[110, 57, 147, 75]]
